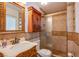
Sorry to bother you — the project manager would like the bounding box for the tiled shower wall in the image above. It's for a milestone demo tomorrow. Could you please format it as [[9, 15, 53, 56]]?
[[52, 13, 67, 56], [68, 2, 79, 56], [67, 2, 75, 56]]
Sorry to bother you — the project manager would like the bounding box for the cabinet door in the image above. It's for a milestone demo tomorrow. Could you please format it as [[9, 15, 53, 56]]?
[[32, 13, 38, 32], [28, 6, 41, 32], [0, 2, 6, 32], [32, 13, 41, 32], [37, 14, 41, 32]]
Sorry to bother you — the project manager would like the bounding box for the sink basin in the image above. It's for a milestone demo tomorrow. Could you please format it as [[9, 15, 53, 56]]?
[[6, 45, 14, 49]]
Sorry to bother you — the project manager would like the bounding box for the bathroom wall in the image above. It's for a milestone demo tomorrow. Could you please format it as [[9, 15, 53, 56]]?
[[67, 2, 75, 56], [66, 2, 79, 57], [68, 2, 79, 56], [0, 32, 40, 45], [52, 13, 67, 56], [67, 2, 79, 57]]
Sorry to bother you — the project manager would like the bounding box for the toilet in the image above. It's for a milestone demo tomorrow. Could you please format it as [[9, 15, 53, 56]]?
[[37, 49, 52, 57], [31, 39, 52, 57]]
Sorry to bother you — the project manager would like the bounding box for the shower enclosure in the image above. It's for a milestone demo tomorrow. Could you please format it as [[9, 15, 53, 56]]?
[[40, 2, 68, 57], [40, 12, 68, 57], [40, 2, 79, 57]]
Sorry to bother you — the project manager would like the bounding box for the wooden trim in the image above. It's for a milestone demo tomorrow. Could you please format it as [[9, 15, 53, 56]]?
[[21, 8, 25, 32], [0, 2, 6, 32], [3, 2, 6, 32], [10, 2, 25, 8], [6, 2, 25, 32], [52, 31, 67, 36], [28, 10, 33, 32], [0, 32, 25, 35], [28, 6, 41, 15], [0, 2, 25, 32], [45, 10, 67, 16]]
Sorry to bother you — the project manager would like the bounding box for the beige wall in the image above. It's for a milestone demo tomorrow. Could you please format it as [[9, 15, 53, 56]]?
[[67, 2, 79, 56], [67, 3, 75, 56], [75, 2, 79, 33], [0, 32, 40, 45], [52, 36, 67, 52], [52, 13, 67, 55], [67, 3, 74, 32], [74, 2, 79, 56], [53, 13, 67, 31]]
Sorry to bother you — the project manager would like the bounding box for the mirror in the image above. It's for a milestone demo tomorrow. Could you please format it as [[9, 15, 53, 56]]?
[[6, 15, 17, 30], [6, 3, 22, 31]]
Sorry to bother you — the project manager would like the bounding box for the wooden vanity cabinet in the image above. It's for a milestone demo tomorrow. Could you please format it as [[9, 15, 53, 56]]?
[[28, 6, 41, 32]]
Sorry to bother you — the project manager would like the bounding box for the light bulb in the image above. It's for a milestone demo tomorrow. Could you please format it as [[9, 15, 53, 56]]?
[[41, 2, 48, 5]]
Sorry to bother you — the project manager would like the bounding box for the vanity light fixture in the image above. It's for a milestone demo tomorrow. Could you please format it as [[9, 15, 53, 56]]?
[[41, 2, 48, 6]]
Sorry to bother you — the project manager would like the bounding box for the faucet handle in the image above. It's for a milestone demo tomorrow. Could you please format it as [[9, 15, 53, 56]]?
[[15, 37, 20, 43], [2, 39, 7, 48]]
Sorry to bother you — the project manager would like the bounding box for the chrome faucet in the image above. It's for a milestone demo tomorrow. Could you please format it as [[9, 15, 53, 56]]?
[[1, 39, 7, 48], [11, 37, 20, 45]]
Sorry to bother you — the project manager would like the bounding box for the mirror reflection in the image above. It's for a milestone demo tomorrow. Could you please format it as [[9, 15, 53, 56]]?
[[6, 3, 22, 31]]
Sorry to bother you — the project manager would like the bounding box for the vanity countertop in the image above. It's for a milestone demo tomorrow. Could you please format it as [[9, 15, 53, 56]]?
[[0, 41, 37, 57]]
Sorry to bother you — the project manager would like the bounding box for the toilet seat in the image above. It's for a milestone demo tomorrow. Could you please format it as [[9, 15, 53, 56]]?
[[37, 49, 52, 57]]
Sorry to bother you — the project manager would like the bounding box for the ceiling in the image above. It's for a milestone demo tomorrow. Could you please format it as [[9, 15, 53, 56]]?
[[26, 2, 67, 14]]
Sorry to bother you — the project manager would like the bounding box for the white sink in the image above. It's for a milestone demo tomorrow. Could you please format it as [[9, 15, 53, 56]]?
[[6, 45, 14, 49], [0, 41, 37, 57]]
